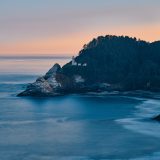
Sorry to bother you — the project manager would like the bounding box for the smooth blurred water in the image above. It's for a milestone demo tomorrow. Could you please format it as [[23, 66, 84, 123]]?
[[0, 56, 69, 75], [0, 57, 160, 160]]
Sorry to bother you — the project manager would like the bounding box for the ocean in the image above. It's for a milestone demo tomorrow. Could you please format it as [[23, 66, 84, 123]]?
[[0, 56, 160, 160]]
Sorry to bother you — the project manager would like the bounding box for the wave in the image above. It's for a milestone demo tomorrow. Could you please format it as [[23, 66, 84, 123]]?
[[0, 117, 70, 126], [131, 151, 160, 160], [116, 99, 160, 138], [0, 74, 38, 98], [134, 100, 160, 118], [7, 153, 160, 160]]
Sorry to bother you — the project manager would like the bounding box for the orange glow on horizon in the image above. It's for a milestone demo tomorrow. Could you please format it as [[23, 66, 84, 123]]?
[[0, 24, 159, 56]]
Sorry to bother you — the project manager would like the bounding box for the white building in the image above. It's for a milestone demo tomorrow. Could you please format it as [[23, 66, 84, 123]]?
[[72, 56, 77, 66], [78, 63, 81, 66], [71, 56, 87, 67]]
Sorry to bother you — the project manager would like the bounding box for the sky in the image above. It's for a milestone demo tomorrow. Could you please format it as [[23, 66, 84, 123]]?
[[0, 0, 160, 56]]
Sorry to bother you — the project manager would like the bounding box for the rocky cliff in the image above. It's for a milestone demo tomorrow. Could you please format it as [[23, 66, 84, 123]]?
[[18, 35, 160, 97]]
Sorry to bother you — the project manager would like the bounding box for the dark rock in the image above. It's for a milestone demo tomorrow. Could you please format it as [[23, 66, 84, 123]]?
[[44, 63, 61, 79], [18, 64, 63, 96], [152, 115, 160, 121], [18, 77, 53, 96]]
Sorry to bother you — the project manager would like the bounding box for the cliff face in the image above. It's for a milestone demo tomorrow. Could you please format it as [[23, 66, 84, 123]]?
[[18, 35, 160, 96], [18, 64, 62, 96]]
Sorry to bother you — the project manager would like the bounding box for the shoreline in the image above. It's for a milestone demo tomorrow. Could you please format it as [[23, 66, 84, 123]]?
[[18, 89, 160, 100]]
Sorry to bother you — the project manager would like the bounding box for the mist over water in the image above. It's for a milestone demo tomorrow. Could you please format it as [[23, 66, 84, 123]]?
[[0, 56, 69, 75], [0, 57, 160, 160]]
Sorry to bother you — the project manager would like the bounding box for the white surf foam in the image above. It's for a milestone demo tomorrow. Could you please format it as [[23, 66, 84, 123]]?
[[116, 99, 160, 138], [0, 117, 69, 126], [131, 151, 160, 160]]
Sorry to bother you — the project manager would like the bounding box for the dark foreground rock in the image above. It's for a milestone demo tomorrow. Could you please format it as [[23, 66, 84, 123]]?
[[18, 35, 160, 97], [152, 115, 160, 122]]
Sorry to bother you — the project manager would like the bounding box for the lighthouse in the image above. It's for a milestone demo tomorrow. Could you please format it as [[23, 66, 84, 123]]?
[[72, 56, 77, 66], [71, 56, 87, 67]]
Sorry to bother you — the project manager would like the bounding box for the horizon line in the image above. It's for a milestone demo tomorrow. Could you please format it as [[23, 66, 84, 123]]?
[[0, 54, 73, 58]]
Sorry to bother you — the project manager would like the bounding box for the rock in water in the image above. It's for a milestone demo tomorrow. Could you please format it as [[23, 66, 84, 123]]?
[[44, 63, 61, 79], [18, 77, 53, 96], [18, 64, 63, 96], [152, 115, 160, 122]]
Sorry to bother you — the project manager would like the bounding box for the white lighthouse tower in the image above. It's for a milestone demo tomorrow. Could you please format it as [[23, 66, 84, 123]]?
[[72, 56, 77, 66]]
